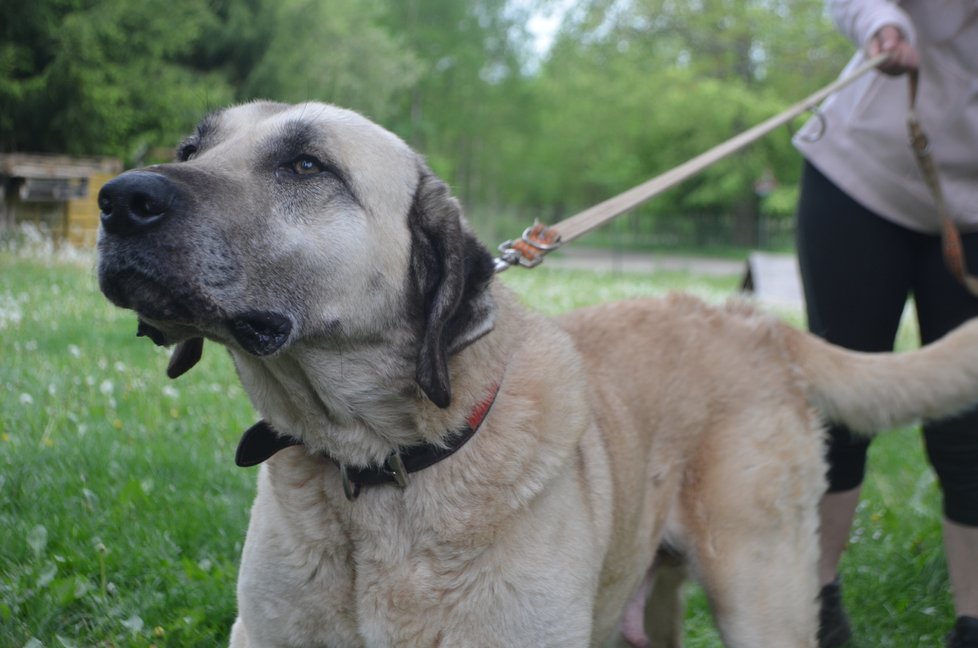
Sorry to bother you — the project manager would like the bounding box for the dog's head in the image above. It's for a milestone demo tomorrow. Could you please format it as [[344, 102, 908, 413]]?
[[97, 101, 495, 408]]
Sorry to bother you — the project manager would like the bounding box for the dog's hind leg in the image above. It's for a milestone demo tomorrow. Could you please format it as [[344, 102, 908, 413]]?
[[680, 414, 824, 647], [691, 530, 819, 647]]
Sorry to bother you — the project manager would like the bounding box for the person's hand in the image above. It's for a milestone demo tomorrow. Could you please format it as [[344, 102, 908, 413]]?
[[868, 24, 919, 75]]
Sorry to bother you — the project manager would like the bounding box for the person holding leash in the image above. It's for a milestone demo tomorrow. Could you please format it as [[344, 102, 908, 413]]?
[[793, 1, 978, 646]]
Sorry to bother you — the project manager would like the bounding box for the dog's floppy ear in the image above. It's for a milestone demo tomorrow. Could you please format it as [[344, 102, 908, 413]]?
[[408, 170, 496, 409]]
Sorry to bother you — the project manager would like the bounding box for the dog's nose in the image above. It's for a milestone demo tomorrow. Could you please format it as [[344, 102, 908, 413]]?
[[98, 171, 175, 236]]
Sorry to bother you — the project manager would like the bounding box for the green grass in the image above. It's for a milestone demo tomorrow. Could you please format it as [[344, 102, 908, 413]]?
[[1, 251, 254, 647], [0, 250, 955, 647]]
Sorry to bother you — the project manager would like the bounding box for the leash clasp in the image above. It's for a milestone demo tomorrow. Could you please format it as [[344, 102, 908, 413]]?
[[494, 222, 562, 272]]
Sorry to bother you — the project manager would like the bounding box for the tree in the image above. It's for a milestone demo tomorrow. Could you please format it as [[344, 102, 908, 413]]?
[[0, 0, 233, 160], [511, 0, 852, 245], [237, 0, 420, 124], [378, 0, 536, 208], [0, 0, 856, 249]]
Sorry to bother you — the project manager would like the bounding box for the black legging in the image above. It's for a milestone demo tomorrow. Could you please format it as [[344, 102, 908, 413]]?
[[796, 160, 978, 527]]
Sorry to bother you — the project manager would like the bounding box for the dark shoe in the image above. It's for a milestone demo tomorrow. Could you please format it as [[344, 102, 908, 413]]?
[[948, 616, 978, 648], [818, 579, 852, 648]]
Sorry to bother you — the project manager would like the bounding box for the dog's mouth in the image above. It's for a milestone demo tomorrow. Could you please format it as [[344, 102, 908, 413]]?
[[101, 267, 293, 356], [99, 266, 204, 324], [99, 253, 294, 356]]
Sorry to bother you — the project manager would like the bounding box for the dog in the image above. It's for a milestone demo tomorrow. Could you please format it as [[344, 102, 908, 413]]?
[[96, 101, 978, 647]]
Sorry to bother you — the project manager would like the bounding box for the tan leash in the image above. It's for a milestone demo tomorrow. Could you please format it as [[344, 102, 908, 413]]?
[[495, 52, 968, 286], [906, 70, 978, 296], [494, 53, 892, 272]]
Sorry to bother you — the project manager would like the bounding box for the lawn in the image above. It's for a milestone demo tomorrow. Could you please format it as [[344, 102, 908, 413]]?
[[0, 246, 955, 647]]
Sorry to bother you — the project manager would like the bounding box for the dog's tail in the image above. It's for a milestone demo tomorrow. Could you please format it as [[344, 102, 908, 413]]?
[[786, 318, 978, 434]]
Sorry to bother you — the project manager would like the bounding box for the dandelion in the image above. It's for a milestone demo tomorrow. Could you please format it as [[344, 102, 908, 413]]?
[[114, 361, 126, 373], [112, 419, 123, 429], [0, 293, 24, 330], [19, 393, 34, 406], [99, 380, 114, 396], [121, 614, 144, 634], [68, 344, 81, 358], [162, 385, 179, 399], [27, 525, 48, 557]]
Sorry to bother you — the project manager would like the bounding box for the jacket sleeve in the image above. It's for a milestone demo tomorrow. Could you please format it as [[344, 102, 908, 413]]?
[[828, 0, 917, 48]]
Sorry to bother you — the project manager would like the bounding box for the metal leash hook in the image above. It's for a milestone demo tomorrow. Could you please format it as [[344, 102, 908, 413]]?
[[494, 221, 563, 273], [795, 106, 827, 143]]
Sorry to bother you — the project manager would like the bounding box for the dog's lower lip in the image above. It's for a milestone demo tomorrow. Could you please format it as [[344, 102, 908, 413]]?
[[137, 319, 168, 346], [229, 311, 293, 356]]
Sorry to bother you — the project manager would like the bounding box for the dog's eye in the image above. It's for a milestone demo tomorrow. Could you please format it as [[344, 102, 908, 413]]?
[[288, 156, 325, 175], [177, 144, 198, 162]]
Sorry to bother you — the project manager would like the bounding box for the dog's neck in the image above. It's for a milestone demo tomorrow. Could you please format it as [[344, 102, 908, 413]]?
[[229, 283, 521, 468]]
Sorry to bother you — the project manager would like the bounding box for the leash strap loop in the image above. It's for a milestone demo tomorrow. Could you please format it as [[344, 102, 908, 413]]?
[[906, 69, 978, 296]]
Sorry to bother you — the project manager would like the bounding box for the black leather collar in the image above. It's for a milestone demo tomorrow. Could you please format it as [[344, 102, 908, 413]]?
[[235, 384, 499, 501]]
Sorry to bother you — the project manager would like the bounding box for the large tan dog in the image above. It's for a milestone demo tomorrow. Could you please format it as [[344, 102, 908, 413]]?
[[97, 102, 978, 647]]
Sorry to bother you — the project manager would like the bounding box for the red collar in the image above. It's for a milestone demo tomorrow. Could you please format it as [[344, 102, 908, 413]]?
[[235, 383, 500, 501]]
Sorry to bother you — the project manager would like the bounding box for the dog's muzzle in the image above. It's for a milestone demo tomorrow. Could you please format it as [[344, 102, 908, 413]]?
[[98, 170, 295, 357]]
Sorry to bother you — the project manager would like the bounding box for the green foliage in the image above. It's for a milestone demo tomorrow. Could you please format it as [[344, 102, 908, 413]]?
[[0, 252, 254, 646], [0, 0, 235, 161], [239, 0, 421, 122], [3, 0, 856, 240], [522, 0, 851, 229]]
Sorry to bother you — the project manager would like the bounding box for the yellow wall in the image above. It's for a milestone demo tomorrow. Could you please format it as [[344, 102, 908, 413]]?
[[66, 172, 115, 247]]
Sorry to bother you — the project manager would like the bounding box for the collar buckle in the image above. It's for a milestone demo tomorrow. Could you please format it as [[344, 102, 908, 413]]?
[[386, 451, 409, 489], [340, 465, 361, 502], [340, 451, 409, 502]]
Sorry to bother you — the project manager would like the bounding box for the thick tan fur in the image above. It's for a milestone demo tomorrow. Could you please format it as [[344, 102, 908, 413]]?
[[95, 102, 978, 647]]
